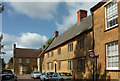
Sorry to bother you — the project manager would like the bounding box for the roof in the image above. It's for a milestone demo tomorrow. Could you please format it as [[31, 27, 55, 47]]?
[[90, 0, 108, 12], [14, 48, 41, 58], [45, 15, 92, 53]]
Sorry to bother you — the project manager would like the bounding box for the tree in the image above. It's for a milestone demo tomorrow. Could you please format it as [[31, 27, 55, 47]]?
[[2, 58, 6, 69], [45, 38, 53, 48], [7, 57, 13, 69]]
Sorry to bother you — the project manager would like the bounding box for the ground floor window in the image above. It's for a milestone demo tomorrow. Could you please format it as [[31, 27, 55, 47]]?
[[106, 41, 119, 70], [77, 59, 85, 72], [47, 63, 49, 70], [68, 61, 72, 70], [58, 62, 61, 70]]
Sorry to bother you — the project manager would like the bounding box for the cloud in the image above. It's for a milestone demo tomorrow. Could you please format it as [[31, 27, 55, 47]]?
[[56, 2, 97, 32], [1, 33, 48, 63], [8, 2, 59, 20]]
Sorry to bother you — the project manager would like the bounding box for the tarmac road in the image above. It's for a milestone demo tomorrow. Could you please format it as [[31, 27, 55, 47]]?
[[17, 74, 40, 81]]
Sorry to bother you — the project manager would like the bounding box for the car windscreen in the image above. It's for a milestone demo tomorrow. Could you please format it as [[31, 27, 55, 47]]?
[[64, 73, 72, 76], [2, 70, 13, 74], [59, 73, 72, 76], [33, 72, 41, 74], [2, 75, 14, 80], [47, 72, 54, 75]]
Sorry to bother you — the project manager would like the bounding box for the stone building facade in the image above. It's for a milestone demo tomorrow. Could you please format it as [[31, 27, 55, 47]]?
[[91, 0, 120, 80], [39, 10, 94, 79], [13, 44, 41, 75]]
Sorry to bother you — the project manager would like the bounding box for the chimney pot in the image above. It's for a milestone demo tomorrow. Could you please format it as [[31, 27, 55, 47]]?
[[43, 45, 45, 49], [14, 44, 16, 49], [77, 10, 87, 23], [54, 31, 59, 38]]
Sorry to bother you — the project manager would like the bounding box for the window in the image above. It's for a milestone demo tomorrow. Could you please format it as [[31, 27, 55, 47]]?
[[20, 66, 22, 71], [68, 43, 74, 52], [105, 2, 118, 30], [26, 58, 29, 63], [47, 63, 49, 70], [106, 41, 119, 70], [23, 66, 28, 71], [68, 61, 72, 70], [77, 59, 85, 72], [51, 51, 54, 57], [51, 63, 53, 69], [48, 53, 49, 58], [77, 38, 85, 49], [58, 48, 61, 54], [58, 62, 61, 70], [19, 58, 22, 63]]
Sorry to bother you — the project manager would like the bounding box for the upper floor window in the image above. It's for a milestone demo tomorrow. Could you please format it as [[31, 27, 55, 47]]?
[[51, 51, 54, 57], [106, 41, 119, 70], [77, 38, 85, 49], [105, 2, 118, 30], [19, 58, 22, 63], [58, 48, 61, 54], [26, 58, 29, 63], [68, 43, 73, 52]]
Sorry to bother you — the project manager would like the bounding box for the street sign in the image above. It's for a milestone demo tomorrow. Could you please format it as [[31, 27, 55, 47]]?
[[89, 50, 95, 58]]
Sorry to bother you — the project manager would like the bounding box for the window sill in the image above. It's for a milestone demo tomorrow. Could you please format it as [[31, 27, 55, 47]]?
[[104, 24, 119, 32], [106, 67, 120, 71]]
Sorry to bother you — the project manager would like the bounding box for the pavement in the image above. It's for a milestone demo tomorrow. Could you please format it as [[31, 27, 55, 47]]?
[[17, 74, 40, 81]]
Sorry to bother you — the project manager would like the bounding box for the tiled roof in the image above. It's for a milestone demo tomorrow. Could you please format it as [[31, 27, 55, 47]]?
[[14, 48, 41, 58], [45, 15, 92, 52]]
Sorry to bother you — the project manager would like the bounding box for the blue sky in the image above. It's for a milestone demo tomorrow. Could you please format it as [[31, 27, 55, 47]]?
[[1, 2, 97, 63]]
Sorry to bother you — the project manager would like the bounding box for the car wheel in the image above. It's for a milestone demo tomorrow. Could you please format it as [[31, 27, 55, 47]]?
[[44, 78, 46, 81]]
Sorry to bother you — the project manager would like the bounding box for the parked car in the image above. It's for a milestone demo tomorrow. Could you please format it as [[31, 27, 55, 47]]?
[[2, 70, 13, 74], [0, 74, 17, 81], [40, 72, 54, 81], [31, 71, 42, 79], [49, 73, 74, 81]]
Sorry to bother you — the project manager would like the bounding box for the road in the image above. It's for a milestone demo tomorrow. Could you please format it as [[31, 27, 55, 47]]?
[[17, 74, 40, 81]]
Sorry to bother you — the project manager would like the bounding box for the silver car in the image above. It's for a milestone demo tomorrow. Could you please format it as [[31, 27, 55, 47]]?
[[49, 73, 74, 81], [40, 72, 54, 81], [31, 71, 42, 79]]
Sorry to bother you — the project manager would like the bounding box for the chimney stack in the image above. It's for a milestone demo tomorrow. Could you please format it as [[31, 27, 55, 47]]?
[[14, 44, 16, 49], [54, 31, 59, 38], [77, 10, 87, 23]]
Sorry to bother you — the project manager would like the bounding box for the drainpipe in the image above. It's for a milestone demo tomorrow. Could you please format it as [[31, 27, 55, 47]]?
[[91, 11, 95, 81]]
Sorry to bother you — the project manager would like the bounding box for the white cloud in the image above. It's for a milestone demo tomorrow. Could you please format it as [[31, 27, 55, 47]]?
[[1, 33, 48, 63], [56, 2, 97, 32], [8, 2, 59, 20], [18, 32, 48, 48]]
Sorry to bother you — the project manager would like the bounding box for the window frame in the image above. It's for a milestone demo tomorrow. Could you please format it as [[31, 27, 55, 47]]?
[[106, 41, 119, 70], [77, 38, 85, 49], [105, 2, 118, 30], [19, 58, 22, 63], [58, 48, 61, 55], [26, 58, 30, 63]]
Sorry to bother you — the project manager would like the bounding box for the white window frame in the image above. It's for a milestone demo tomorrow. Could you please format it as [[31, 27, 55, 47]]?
[[106, 41, 119, 70], [20, 66, 23, 71], [19, 58, 22, 63], [105, 2, 118, 30]]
